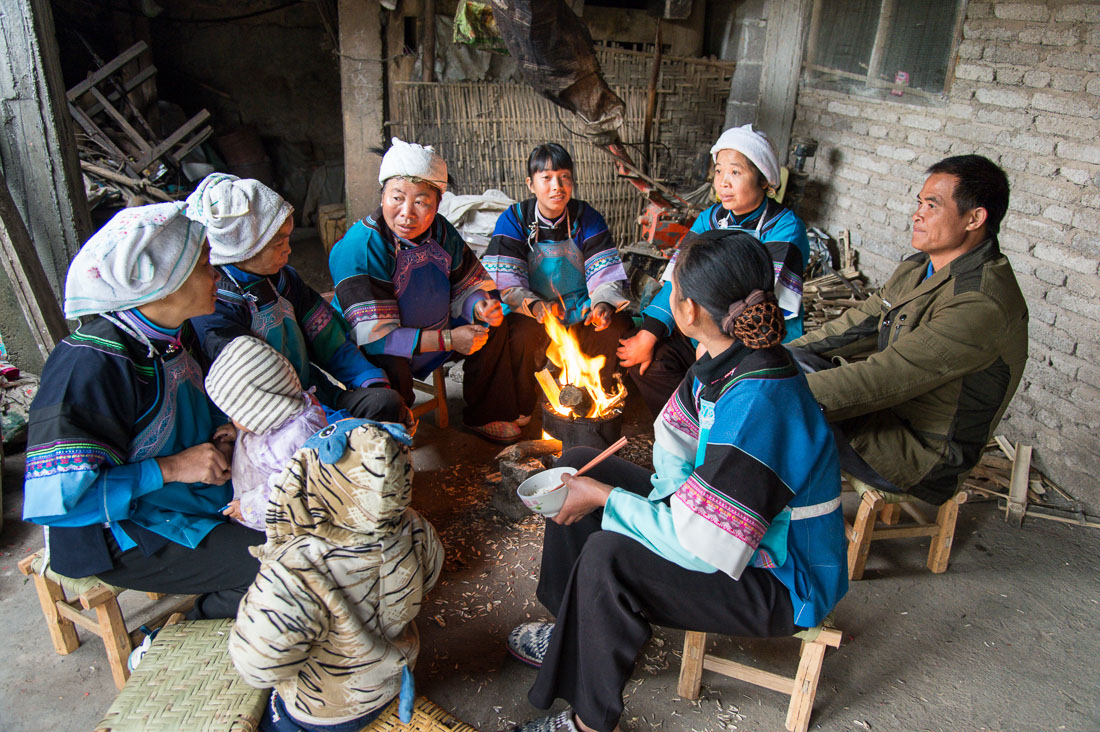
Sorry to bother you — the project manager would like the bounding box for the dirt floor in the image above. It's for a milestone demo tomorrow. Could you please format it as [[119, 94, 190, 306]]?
[[1, 234, 1097, 731]]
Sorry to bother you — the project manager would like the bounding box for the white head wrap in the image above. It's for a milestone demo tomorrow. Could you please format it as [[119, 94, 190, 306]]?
[[205, 336, 305, 434], [709, 124, 781, 190], [184, 173, 294, 266], [378, 137, 448, 193], [64, 202, 205, 319]]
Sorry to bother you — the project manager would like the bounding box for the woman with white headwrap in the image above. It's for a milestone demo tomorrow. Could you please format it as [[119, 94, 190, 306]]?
[[22, 203, 263, 620], [329, 138, 526, 444], [185, 174, 409, 428], [617, 124, 811, 416]]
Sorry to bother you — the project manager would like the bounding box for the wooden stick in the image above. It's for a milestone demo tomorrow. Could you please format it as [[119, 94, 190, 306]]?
[[555, 436, 629, 490]]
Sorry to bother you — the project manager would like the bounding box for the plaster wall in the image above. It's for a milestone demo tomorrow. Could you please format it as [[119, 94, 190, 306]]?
[[792, 0, 1100, 509]]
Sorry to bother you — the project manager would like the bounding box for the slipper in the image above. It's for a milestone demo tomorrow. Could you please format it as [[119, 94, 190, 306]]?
[[466, 420, 521, 445], [509, 710, 578, 732], [507, 621, 554, 668]]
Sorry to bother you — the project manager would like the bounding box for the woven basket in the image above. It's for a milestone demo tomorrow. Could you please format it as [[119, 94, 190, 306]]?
[[362, 697, 480, 732], [94, 619, 266, 732]]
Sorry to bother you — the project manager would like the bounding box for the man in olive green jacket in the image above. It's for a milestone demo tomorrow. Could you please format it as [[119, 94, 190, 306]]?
[[789, 155, 1028, 506]]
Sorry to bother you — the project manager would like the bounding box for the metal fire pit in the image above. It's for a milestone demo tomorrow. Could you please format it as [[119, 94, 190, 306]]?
[[541, 401, 623, 452]]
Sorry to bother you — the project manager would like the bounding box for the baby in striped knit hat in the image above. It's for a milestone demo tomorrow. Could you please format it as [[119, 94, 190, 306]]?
[[205, 336, 328, 531]]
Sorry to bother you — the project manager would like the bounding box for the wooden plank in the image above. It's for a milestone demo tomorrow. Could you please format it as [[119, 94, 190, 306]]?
[[1005, 443, 1032, 527], [0, 170, 70, 360], [866, 0, 898, 83], [677, 631, 706, 699], [871, 525, 939, 540], [995, 434, 1016, 461], [340, 0, 385, 221], [65, 41, 148, 101], [80, 161, 174, 203], [82, 66, 157, 117], [702, 655, 795, 695], [756, 0, 812, 164], [69, 101, 140, 177], [88, 87, 152, 153], [134, 110, 210, 171]]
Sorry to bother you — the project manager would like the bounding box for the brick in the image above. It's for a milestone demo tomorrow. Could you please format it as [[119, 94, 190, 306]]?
[[998, 151, 1030, 172], [1049, 352, 1081, 379], [957, 39, 984, 59], [976, 108, 1033, 128], [1027, 158, 1060, 176], [1051, 72, 1086, 93], [1043, 205, 1075, 225], [1007, 133, 1053, 156], [1022, 70, 1051, 88], [967, 2, 994, 18], [1028, 300, 1059, 324], [1054, 4, 1100, 22], [1035, 114, 1093, 139], [826, 101, 860, 117], [1042, 28, 1081, 47], [956, 63, 995, 83], [994, 66, 1026, 85], [835, 166, 871, 185], [1057, 139, 1100, 165], [975, 87, 1029, 107], [868, 124, 889, 138], [966, 21, 1024, 42], [1065, 273, 1100, 299], [906, 131, 953, 153], [1031, 92, 1098, 117], [899, 113, 944, 132], [1047, 288, 1100, 319], [1069, 232, 1100, 258], [1088, 78, 1100, 97], [1071, 208, 1100, 232], [1048, 52, 1100, 72], [1055, 311, 1099, 344], [1059, 167, 1093, 185], [849, 153, 892, 176], [944, 121, 1001, 144], [874, 144, 918, 162], [984, 44, 1044, 66], [993, 3, 1048, 21], [1027, 322, 1075, 354], [943, 102, 975, 120], [1034, 242, 1097, 274]]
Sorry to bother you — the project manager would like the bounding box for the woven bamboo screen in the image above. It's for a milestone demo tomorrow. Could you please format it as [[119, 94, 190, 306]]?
[[389, 47, 734, 247]]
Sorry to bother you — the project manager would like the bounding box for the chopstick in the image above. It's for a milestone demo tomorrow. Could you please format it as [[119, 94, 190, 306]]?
[[555, 436, 629, 490]]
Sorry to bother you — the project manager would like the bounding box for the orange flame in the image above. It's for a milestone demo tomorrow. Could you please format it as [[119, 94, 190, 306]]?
[[541, 314, 626, 418]]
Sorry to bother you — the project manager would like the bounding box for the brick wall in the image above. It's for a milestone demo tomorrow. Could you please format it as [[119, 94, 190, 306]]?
[[792, 1, 1100, 509]]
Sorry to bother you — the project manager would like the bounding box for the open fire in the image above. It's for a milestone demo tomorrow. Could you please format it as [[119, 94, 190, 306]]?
[[535, 314, 626, 420]]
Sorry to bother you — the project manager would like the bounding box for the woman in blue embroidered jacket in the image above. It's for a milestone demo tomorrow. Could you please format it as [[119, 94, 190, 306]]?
[[507, 230, 847, 732], [186, 174, 408, 427], [23, 203, 263, 619], [618, 124, 811, 416], [483, 144, 633, 421], [329, 138, 525, 444]]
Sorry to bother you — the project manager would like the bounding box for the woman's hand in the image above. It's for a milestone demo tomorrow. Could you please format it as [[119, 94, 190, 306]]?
[[212, 422, 237, 443], [616, 330, 658, 374], [474, 298, 504, 327], [584, 302, 614, 331], [222, 499, 243, 521], [450, 324, 489, 355], [156, 443, 231, 485], [532, 300, 566, 324], [551, 475, 613, 526]]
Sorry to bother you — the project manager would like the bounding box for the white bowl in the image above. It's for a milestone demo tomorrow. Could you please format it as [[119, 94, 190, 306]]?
[[516, 467, 575, 517]]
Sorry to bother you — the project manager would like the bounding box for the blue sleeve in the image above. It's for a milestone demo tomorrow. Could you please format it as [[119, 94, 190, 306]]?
[[23, 459, 164, 526], [601, 488, 718, 573], [641, 283, 674, 336], [190, 298, 254, 361]]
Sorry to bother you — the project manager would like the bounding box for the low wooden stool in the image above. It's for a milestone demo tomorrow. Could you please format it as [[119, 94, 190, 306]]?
[[844, 475, 967, 580], [18, 549, 195, 690], [94, 619, 266, 731], [678, 623, 843, 732], [412, 367, 449, 428]]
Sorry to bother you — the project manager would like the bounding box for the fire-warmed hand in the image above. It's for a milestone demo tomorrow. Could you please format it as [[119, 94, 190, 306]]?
[[551, 475, 613, 526], [616, 330, 658, 374], [157, 443, 231, 485], [584, 302, 614, 331], [533, 300, 566, 324], [451, 324, 489, 355], [475, 298, 504, 327]]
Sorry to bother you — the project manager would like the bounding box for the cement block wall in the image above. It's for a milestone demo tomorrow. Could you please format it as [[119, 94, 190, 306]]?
[[792, 1, 1100, 509]]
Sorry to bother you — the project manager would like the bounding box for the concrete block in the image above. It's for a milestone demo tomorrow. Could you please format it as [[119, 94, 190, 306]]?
[[1049, 352, 1082, 379], [1035, 264, 1069, 288], [1047, 51, 1100, 72], [944, 102, 976, 120], [976, 108, 1034, 128], [1065, 273, 1100, 301], [1056, 140, 1100, 165], [1054, 310, 1098, 344], [874, 144, 918, 162], [975, 87, 1030, 108], [995, 66, 1027, 85], [826, 101, 860, 117], [967, 1, 994, 18], [1047, 288, 1100, 319], [998, 151, 1030, 172], [1042, 28, 1082, 47], [868, 124, 889, 138], [1071, 208, 1100, 231], [1026, 158, 1060, 176], [993, 3, 1049, 22], [1059, 167, 1093, 185], [1054, 4, 1100, 22], [1035, 113, 1093, 138], [956, 63, 995, 83], [1007, 217, 1065, 243], [1007, 133, 1054, 155], [1027, 300, 1058, 325], [956, 39, 984, 59], [835, 166, 871, 185], [1051, 72, 1086, 92], [1031, 92, 1098, 117], [493, 456, 554, 522], [1069, 231, 1100, 257], [1034, 242, 1097, 275], [984, 44, 1043, 66], [944, 121, 1000, 144], [861, 106, 901, 124], [898, 113, 944, 132], [1022, 70, 1051, 88], [906, 131, 953, 153], [1088, 78, 1100, 97]]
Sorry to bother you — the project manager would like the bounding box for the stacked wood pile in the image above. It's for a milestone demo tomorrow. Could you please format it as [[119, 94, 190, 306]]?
[[802, 230, 869, 331]]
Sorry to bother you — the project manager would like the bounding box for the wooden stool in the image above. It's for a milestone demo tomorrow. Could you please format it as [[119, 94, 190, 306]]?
[[844, 475, 967, 580], [94, 619, 267, 731], [412, 367, 449, 428], [678, 623, 843, 732], [18, 550, 195, 690]]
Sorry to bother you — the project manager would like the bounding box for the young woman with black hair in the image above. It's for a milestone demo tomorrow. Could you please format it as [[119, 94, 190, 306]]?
[[483, 143, 634, 424], [505, 230, 847, 732]]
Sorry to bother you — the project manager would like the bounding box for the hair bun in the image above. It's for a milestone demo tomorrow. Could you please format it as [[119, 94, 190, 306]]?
[[722, 290, 786, 348]]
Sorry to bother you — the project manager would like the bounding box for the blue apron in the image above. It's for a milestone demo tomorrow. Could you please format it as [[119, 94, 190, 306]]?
[[223, 269, 311, 388], [394, 238, 453, 378], [125, 348, 231, 550], [524, 206, 589, 326]]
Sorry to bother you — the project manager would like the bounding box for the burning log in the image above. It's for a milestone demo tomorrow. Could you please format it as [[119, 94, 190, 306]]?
[[535, 368, 564, 412], [559, 384, 594, 417]]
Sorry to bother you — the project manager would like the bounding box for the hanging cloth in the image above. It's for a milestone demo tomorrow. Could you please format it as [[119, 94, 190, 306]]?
[[523, 206, 589, 326], [393, 238, 454, 378]]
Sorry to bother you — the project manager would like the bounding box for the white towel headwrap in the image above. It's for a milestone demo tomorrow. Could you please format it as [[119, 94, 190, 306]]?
[[63, 202, 205, 319], [184, 173, 294, 265], [709, 124, 781, 190], [378, 137, 448, 193]]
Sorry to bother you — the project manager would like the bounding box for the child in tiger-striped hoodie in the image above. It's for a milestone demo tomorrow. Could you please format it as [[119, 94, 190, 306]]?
[[229, 419, 443, 732]]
